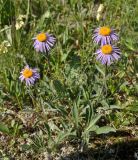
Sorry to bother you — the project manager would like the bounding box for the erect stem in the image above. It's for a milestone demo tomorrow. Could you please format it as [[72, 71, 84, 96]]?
[[47, 54, 51, 73], [104, 64, 108, 96]]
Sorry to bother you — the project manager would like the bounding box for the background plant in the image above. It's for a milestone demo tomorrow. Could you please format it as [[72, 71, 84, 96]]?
[[0, 0, 138, 159]]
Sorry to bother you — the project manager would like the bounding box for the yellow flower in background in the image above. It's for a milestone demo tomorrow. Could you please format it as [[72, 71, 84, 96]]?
[[97, 4, 104, 13], [18, 15, 27, 20], [0, 40, 11, 54], [96, 4, 104, 21], [15, 15, 27, 30], [15, 21, 25, 30]]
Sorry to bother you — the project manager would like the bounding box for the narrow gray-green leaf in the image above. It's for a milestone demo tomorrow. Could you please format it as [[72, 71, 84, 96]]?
[[85, 115, 101, 131], [84, 125, 99, 134], [72, 103, 79, 128], [127, 105, 138, 112], [126, 102, 138, 112], [0, 123, 10, 134], [95, 65, 105, 76], [96, 126, 116, 134]]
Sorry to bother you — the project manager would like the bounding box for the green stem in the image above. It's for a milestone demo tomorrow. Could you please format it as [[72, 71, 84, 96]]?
[[24, 0, 30, 27], [104, 64, 108, 96], [27, 87, 36, 108], [47, 54, 51, 72], [16, 94, 22, 110]]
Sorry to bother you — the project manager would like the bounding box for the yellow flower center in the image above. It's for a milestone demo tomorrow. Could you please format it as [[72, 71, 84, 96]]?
[[23, 68, 33, 78], [99, 27, 111, 36], [36, 33, 47, 42], [101, 45, 113, 55]]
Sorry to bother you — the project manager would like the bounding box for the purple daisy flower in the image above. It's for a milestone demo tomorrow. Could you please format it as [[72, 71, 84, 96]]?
[[93, 26, 119, 45], [95, 44, 121, 65], [33, 32, 56, 54], [19, 65, 40, 86]]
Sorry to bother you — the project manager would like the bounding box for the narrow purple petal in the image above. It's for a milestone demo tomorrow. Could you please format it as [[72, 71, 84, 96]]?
[[33, 33, 56, 53], [19, 65, 40, 86], [93, 27, 119, 45], [95, 45, 121, 65]]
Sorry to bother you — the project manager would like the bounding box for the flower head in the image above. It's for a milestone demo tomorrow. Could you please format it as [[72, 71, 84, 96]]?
[[0, 40, 11, 54], [96, 4, 104, 21], [95, 44, 121, 65], [33, 32, 56, 54], [15, 14, 26, 30], [19, 65, 40, 86], [93, 26, 119, 45]]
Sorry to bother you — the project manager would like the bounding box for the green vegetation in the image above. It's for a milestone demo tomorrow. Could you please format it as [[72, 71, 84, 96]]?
[[0, 0, 138, 159]]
